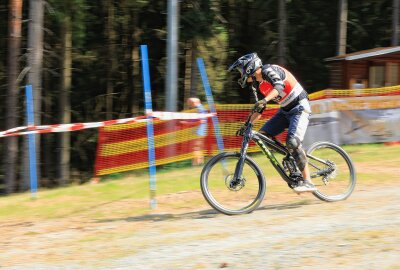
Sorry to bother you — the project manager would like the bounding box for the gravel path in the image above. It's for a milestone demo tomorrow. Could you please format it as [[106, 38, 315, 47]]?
[[1, 183, 399, 270]]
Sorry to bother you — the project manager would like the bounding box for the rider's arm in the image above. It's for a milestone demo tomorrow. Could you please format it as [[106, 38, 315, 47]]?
[[252, 88, 280, 123], [261, 65, 285, 97], [256, 88, 280, 106], [249, 112, 262, 123], [263, 88, 279, 102]]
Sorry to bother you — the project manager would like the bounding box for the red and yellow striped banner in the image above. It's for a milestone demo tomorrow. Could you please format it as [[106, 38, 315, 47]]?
[[95, 85, 400, 176]]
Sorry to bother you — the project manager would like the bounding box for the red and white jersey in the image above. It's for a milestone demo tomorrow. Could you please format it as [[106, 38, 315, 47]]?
[[259, 64, 305, 107]]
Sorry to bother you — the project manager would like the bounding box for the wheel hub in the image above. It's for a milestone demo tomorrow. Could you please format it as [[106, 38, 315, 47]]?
[[225, 174, 246, 191], [322, 160, 337, 185]]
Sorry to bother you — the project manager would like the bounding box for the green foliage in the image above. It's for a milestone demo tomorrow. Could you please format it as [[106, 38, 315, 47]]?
[[348, 0, 392, 51], [287, 0, 338, 92], [0, 0, 395, 109], [180, 0, 215, 40], [47, 0, 89, 48]]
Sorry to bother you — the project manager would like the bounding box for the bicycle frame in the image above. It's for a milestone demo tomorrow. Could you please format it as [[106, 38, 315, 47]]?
[[232, 108, 340, 188], [233, 123, 298, 187]]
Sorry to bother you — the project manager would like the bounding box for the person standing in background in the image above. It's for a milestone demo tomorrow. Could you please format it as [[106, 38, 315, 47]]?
[[183, 97, 207, 165]]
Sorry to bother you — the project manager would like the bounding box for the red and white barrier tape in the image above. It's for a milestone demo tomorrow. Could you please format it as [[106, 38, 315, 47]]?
[[150, 111, 214, 120], [0, 111, 215, 138]]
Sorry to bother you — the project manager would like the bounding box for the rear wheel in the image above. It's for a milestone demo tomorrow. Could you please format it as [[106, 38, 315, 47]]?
[[200, 152, 266, 215], [307, 142, 356, 202]]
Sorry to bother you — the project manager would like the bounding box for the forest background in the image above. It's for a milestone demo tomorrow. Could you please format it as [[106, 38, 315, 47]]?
[[0, 0, 396, 194]]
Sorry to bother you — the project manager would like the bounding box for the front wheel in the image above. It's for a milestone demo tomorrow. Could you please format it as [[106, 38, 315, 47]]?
[[307, 142, 356, 202], [200, 152, 266, 215]]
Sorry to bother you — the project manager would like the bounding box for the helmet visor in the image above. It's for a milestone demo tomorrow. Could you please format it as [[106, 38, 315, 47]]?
[[236, 66, 244, 76], [235, 65, 250, 88], [237, 74, 248, 88]]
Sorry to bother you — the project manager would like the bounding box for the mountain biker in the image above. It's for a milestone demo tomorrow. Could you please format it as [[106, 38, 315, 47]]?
[[228, 52, 317, 193]]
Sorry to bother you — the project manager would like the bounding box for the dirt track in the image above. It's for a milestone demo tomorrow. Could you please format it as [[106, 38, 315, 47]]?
[[1, 180, 399, 270]]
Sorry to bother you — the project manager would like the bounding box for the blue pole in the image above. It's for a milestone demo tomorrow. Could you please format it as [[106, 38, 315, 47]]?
[[197, 58, 225, 153], [25, 85, 38, 198], [140, 45, 157, 209]]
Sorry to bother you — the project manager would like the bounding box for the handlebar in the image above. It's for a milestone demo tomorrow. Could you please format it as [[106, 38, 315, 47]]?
[[244, 107, 263, 125], [237, 104, 267, 137], [236, 109, 258, 137]]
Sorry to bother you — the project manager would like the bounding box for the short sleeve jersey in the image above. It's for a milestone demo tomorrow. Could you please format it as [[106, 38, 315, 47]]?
[[258, 64, 305, 107]]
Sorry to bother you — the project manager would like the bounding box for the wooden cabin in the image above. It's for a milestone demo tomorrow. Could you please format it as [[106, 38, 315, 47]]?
[[325, 46, 400, 89]]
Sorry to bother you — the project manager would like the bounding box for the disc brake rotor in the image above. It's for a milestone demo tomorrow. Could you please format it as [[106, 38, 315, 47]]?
[[225, 174, 246, 191]]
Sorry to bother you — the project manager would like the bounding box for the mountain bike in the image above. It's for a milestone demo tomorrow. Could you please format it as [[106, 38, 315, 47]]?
[[200, 109, 356, 215]]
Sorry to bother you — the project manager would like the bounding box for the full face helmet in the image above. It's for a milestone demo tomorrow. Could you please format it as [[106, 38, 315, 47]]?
[[228, 53, 262, 88]]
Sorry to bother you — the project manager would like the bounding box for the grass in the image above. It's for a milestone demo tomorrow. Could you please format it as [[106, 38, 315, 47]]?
[[344, 143, 400, 162], [0, 164, 206, 220], [0, 143, 399, 221]]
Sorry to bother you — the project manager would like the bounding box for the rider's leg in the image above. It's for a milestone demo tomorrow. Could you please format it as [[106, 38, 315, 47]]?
[[286, 137, 309, 178], [259, 110, 288, 136], [286, 100, 310, 172], [286, 136, 316, 192], [286, 101, 316, 192], [301, 161, 311, 182]]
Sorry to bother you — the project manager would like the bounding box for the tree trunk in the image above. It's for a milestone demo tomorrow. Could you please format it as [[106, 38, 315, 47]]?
[[189, 39, 198, 98], [278, 0, 287, 66], [183, 39, 198, 109], [106, 0, 117, 120], [183, 41, 192, 108], [43, 63, 55, 184], [25, 0, 44, 190], [393, 0, 399, 46], [58, 13, 72, 186], [131, 7, 141, 115], [119, 0, 129, 118], [337, 0, 348, 55], [4, 0, 22, 194]]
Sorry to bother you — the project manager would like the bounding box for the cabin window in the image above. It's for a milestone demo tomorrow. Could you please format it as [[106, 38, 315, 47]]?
[[387, 63, 399, 86], [369, 65, 385, 87]]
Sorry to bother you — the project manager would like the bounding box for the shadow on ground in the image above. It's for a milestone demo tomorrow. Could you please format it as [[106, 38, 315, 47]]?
[[95, 199, 320, 224]]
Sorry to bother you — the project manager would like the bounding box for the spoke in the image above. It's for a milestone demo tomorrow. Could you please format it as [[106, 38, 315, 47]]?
[[309, 161, 322, 171], [307, 154, 330, 165]]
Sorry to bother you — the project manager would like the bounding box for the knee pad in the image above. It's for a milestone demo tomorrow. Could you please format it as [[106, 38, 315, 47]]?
[[286, 137, 307, 171], [286, 137, 300, 150], [292, 148, 307, 171]]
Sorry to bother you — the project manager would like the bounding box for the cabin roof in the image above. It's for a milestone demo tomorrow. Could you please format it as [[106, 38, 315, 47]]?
[[325, 46, 400, 62]]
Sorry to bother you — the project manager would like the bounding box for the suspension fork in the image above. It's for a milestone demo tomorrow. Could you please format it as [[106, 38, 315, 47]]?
[[233, 132, 251, 181]]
